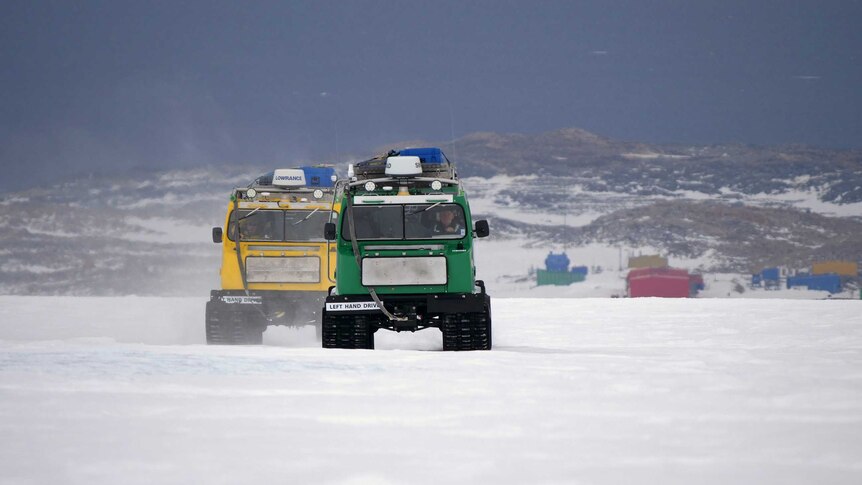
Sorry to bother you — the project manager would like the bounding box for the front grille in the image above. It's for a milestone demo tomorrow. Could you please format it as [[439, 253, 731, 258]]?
[[362, 256, 447, 286], [246, 256, 320, 283]]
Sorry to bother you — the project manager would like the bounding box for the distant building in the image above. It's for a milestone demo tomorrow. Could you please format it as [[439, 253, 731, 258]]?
[[812, 261, 858, 278], [689, 274, 705, 296], [787, 274, 842, 294], [751, 267, 780, 289], [570, 266, 588, 277], [628, 255, 668, 269], [536, 252, 585, 286], [627, 267, 691, 298]]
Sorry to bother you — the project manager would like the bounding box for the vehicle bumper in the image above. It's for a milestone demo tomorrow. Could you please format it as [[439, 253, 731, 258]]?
[[209, 290, 327, 326], [325, 292, 489, 314]]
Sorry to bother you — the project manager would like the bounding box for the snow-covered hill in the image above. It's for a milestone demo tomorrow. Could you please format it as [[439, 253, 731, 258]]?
[[1, 296, 861, 484], [0, 167, 262, 295], [465, 174, 862, 274], [449, 128, 862, 206]]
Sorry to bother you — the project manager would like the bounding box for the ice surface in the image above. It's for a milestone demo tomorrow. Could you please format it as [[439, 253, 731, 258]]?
[[1, 296, 861, 484]]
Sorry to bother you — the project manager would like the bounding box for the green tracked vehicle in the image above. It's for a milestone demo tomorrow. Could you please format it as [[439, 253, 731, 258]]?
[[322, 147, 492, 350]]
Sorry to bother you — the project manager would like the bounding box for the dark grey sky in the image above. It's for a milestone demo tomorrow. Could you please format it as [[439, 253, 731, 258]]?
[[2, 0, 860, 191]]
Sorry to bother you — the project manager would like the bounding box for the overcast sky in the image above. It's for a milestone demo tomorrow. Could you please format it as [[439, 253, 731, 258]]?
[[1, 0, 860, 191]]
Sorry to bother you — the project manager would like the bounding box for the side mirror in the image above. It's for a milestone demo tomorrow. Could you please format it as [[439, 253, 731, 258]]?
[[474, 220, 490, 238], [324, 222, 337, 241], [212, 227, 223, 244]]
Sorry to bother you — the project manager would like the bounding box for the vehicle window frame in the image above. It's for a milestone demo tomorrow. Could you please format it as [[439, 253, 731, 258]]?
[[341, 203, 467, 241], [341, 205, 404, 241], [404, 204, 467, 240], [227, 209, 286, 242], [283, 209, 337, 242], [228, 209, 338, 242]]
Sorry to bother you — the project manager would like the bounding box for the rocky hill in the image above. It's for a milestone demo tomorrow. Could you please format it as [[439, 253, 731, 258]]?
[[439, 128, 862, 204], [1, 128, 861, 296], [0, 168, 260, 296], [465, 201, 862, 273]]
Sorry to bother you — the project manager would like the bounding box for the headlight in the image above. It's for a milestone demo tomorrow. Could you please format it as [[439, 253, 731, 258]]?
[[364, 181, 376, 192], [246, 188, 257, 198], [430, 180, 442, 191], [313, 189, 324, 199]]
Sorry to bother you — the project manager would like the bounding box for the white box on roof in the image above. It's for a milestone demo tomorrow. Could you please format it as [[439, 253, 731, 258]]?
[[272, 169, 306, 187], [385, 156, 422, 176]]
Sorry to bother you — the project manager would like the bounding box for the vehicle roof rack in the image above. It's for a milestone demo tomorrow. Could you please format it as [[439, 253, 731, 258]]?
[[353, 147, 456, 181], [249, 166, 337, 189]]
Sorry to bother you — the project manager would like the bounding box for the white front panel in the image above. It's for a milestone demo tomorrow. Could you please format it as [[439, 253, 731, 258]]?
[[272, 169, 307, 187], [353, 194, 453, 205], [238, 201, 280, 209], [362, 257, 447, 286], [246, 256, 320, 283]]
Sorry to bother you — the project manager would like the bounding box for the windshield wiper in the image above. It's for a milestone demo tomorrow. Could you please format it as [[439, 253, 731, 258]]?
[[422, 202, 442, 212], [238, 208, 260, 221], [293, 208, 319, 225]]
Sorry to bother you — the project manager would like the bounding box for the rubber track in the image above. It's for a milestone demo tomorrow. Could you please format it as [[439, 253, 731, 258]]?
[[442, 311, 492, 351], [322, 313, 375, 349], [205, 303, 264, 345]]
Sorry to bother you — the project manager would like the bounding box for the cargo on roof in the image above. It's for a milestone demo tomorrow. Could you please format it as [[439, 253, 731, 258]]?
[[253, 166, 336, 188], [353, 147, 455, 181]]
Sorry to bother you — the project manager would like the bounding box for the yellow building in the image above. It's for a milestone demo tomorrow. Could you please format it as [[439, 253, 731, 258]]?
[[628, 255, 668, 269], [812, 261, 858, 277]]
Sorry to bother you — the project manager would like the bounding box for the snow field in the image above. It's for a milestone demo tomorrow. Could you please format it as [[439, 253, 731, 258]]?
[[1, 296, 861, 484]]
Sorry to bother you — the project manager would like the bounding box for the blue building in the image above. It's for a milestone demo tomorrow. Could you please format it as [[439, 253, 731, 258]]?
[[787, 273, 842, 294], [752, 267, 780, 288]]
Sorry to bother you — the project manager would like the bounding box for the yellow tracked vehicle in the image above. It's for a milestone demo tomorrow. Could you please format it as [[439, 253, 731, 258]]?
[[207, 167, 340, 344]]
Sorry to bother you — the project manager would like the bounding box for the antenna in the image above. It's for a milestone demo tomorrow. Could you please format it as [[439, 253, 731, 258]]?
[[563, 213, 568, 252], [334, 122, 340, 164], [448, 103, 456, 161]]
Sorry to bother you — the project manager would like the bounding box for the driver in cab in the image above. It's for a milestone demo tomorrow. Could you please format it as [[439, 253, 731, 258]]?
[[433, 206, 463, 235], [241, 216, 273, 240]]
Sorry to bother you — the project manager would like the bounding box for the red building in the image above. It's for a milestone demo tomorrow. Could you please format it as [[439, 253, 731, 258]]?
[[627, 267, 692, 298]]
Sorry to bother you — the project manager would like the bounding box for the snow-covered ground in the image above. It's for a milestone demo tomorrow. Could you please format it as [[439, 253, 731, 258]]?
[[2, 296, 861, 484]]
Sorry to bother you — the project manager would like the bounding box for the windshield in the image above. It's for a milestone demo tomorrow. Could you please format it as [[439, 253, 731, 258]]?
[[228, 209, 334, 242], [343, 206, 403, 240], [343, 204, 466, 241], [284, 209, 336, 241]]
